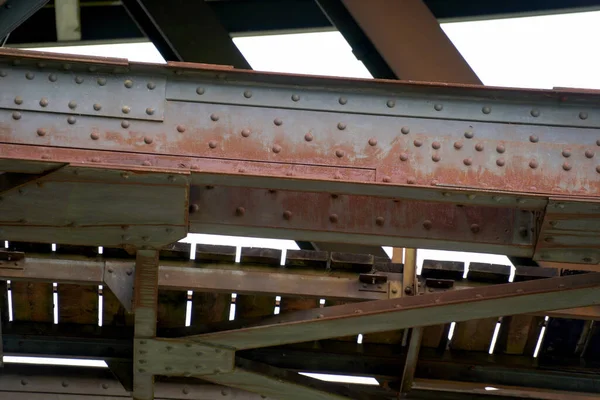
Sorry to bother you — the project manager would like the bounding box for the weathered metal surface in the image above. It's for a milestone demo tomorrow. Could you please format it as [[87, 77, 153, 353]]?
[[190, 186, 535, 256], [203, 358, 371, 400], [133, 249, 159, 400], [536, 199, 600, 264], [319, 0, 481, 84], [0, 364, 270, 399], [105, 261, 135, 312], [188, 272, 600, 350], [134, 338, 234, 376], [401, 248, 422, 394]]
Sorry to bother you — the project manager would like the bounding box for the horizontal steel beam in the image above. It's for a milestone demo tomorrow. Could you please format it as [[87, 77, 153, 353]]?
[[0, 253, 398, 301], [188, 272, 600, 350], [0, 49, 598, 263]]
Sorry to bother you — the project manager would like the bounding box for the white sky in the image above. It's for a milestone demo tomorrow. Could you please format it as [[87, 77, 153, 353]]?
[[7, 10, 595, 373]]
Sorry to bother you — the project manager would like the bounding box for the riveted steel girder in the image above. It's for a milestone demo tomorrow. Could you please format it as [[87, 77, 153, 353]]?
[[0, 49, 599, 263]]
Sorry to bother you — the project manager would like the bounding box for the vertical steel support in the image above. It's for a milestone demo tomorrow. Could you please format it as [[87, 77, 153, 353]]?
[[400, 248, 422, 396], [133, 249, 159, 400], [54, 0, 81, 42]]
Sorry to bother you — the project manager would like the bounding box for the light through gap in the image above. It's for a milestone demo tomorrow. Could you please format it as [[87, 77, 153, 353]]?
[[274, 296, 281, 315], [299, 372, 379, 385], [229, 293, 237, 321], [357, 334, 363, 344], [489, 320, 501, 354], [53, 283, 58, 324], [7, 280, 13, 321], [185, 290, 193, 326], [448, 322, 456, 340], [534, 316, 550, 358], [3, 356, 108, 368], [97, 285, 103, 327]]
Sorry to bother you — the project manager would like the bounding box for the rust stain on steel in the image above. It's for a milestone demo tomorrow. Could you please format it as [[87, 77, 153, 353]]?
[[188, 185, 531, 246]]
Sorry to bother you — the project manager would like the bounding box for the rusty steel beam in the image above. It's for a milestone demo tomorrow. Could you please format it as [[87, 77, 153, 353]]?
[[2, 253, 599, 320], [133, 249, 159, 400], [317, 0, 481, 84], [0, 50, 599, 263], [187, 272, 600, 350]]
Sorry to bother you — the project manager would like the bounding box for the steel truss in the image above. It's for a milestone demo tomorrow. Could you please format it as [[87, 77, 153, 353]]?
[[1, 48, 600, 399]]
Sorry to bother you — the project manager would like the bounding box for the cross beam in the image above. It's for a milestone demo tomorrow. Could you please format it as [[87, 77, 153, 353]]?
[[0, 49, 598, 264], [188, 272, 600, 350]]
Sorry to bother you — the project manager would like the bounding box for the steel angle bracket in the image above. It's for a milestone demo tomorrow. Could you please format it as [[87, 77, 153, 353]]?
[[535, 198, 600, 265]]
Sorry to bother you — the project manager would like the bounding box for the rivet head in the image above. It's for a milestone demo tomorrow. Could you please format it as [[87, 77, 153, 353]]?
[[291, 94, 300, 102], [382, 176, 391, 182], [37, 128, 47, 137], [454, 141, 463, 150], [529, 135, 539, 143], [329, 214, 338, 223], [579, 111, 588, 120], [146, 107, 155, 115], [272, 144, 282, 153], [124, 79, 133, 88], [90, 132, 99, 140], [93, 103, 102, 111], [529, 160, 538, 169], [464, 130, 474, 139], [182, 388, 190, 395], [337, 122, 346, 130], [177, 125, 186, 133], [470, 224, 480, 233], [339, 97, 347, 105], [387, 100, 395, 108], [432, 154, 441, 162], [496, 158, 505, 167], [142, 160, 151, 166], [413, 139, 423, 147], [545, 236, 554, 243], [283, 210, 292, 220], [335, 149, 345, 158], [304, 132, 314, 142], [39, 98, 49, 107], [147, 82, 156, 90], [496, 144, 505, 153], [88, 66, 97, 72], [432, 141, 441, 150], [434, 104, 443, 111], [401, 126, 410, 135], [463, 158, 472, 166], [366, 138, 378, 146], [12, 111, 21, 120], [482, 106, 491, 114], [235, 207, 245, 216], [239, 128, 250, 138], [26, 72, 35, 80], [585, 150, 594, 158], [475, 143, 484, 151], [208, 140, 217, 149], [189, 204, 199, 213], [597, 165, 600, 174], [423, 220, 432, 230], [63, 64, 71, 71], [75, 76, 84, 84], [122, 106, 131, 114], [597, 139, 600, 146], [243, 90, 252, 98], [561, 149, 572, 158], [67, 116, 76, 125], [407, 177, 416, 184], [375, 216, 384, 226], [196, 87, 205, 95], [144, 136, 153, 145], [399, 153, 408, 161], [563, 162, 572, 171], [21, 379, 28, 386], [274, 118, 283, 126], [91, 157, 100, 162], [121, 120, 130, 129], [68, 100, 77, 109], [530, 109, 540, 117], [97, 77, 107, 86], [102, 383, 109, 389], [14, 96, 23, 105]]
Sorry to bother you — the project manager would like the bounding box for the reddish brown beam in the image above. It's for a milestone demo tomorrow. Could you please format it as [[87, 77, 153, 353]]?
[[318, 0, 481, 84], [187, 272, 600, 350]]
